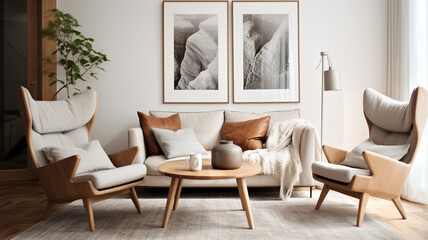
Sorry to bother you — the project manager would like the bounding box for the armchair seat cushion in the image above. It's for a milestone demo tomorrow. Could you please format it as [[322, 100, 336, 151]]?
[[312, 162, 370, 183], [74, 164, 147, 189]]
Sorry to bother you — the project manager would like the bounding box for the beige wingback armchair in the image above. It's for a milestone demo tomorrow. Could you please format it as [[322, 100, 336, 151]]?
[[312, 87, 428, 227], [18, 87, 147, 231]]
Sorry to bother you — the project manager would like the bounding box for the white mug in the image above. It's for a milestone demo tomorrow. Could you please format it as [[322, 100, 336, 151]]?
[[185, 152, 202, 171]]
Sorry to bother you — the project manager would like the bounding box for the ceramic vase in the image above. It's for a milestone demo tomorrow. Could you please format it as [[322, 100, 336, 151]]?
[[211, 140, 242, 169]]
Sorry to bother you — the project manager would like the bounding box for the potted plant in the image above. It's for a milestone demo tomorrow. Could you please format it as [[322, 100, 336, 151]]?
[[42, 9, 109, 98]]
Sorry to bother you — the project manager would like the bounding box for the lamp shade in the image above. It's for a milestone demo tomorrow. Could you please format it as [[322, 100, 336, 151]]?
[[323, 68, 341, 91]]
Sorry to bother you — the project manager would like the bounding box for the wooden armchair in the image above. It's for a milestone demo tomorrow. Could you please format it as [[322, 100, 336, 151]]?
[[18, 87, 146, 231], [312, 87, 428, 227]]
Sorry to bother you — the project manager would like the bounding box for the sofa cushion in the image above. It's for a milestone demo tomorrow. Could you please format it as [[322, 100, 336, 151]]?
[[221, 116, 270, 151], [150, 110, 224, 150], [224, 109, 300, 134], [152, 127, 206, 158], [137, 112, 180, 156], [312, 161, 371, 183], [363, 88, 414, 133], [25, 88, 97, 134], [144, 152, 211, 176], [341, 139, 411, 169], [42, 140, 115, 175], [74, 164, 147, 189]]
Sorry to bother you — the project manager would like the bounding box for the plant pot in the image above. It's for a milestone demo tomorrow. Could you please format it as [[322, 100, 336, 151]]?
[[211, 140, 242, 170]]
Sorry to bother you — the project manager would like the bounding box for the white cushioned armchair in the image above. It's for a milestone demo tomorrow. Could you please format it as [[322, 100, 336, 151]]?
[[312, 87, 428, 227], [18, 87, 147, 231]]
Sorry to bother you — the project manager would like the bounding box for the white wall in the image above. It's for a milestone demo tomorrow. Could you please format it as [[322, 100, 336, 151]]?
[[58, 0, 387, 153]]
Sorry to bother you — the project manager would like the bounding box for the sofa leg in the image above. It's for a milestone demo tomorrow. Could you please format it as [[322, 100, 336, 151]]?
[[310, 186, 313, 198], [83, 198, 95, 232], [315, 185, 329, 210]]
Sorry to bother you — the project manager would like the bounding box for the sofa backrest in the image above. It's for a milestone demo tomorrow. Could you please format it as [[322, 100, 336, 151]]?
[[224, 109, 300, 134], [149, 109, 300, 151]]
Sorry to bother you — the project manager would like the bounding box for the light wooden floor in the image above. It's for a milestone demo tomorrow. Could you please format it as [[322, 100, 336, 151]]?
[[347, 193, 428, 240], [0, 182, 427, 239]]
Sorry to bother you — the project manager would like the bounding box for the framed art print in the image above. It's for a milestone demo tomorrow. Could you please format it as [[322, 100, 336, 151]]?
[[232, 1, 300, 103], [163, 1, 229, 103]]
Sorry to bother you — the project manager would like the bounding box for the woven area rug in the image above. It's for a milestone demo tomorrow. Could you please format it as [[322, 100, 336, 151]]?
[[14, 190, 403, 240]]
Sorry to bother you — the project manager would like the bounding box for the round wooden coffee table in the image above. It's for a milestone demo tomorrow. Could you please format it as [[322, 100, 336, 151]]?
[[158, 158, 261, 229]]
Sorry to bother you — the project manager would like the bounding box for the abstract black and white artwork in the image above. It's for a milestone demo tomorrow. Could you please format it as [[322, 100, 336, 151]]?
[[233, 2, 300, 103], [242, 14, 289, 90], [163, 1, 228, 103], [174, 14, 218, 90]]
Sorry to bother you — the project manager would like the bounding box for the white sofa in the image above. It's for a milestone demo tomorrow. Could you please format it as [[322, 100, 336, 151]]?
[[128, 110, 317, 191]]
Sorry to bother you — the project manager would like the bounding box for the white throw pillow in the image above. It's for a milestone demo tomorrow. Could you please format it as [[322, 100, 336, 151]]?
[[341, 139, 411, 169], [42, 140, 115, 175], [152, 127, 206, 159], [149, 110, 224, 150]]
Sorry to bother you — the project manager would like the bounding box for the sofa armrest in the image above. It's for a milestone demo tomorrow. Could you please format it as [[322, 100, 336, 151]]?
[[128, 127, 146, 164], [298, 125, 318, 186]]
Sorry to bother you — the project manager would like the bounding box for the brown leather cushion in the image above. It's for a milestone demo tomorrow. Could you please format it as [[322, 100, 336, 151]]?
[[221, 116, 270, 151], [137, 112, 180, 156]]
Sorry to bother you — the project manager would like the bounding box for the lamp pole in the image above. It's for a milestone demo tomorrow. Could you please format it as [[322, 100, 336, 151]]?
[[319, 51, 341, 160], [320, 52, 327, 160]]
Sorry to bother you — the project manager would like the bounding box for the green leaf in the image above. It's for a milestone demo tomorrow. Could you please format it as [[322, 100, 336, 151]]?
[[72, 64, 80, 73], [87, 86, 92, 90], [73, 39, 82, 45], [66, 60, 75, 68], [79, 59, 88, 65], [85, 42, 92, 51]]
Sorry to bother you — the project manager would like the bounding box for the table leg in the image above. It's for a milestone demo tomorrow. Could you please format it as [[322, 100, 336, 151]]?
[[236, 178, 254, 229], [173, 178, 183, 211], [236, 179, 247, 212], [162, 177, 179, 228]]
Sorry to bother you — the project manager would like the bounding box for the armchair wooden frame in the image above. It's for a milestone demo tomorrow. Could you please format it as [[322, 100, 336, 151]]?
[[313, 87, 428, 227], [18, 86, 146, 231]]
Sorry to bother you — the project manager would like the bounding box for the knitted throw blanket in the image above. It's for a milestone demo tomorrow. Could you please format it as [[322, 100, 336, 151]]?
[[243, 119, 319, 200]]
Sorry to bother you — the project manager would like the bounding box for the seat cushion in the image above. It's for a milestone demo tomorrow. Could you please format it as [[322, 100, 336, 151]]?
[[145, 152, 211, 176], [149, 110, 224, 150], [312, 162, 371, 183], [74, 164, 147, 189]]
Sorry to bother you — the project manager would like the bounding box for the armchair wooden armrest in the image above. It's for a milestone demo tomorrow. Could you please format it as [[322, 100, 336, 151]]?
[[322, 145, 349, 164], [108, 146, 139, 167], [353, 151, 411, 197], [38, 155, 80, 183], [36, 155, 95, 202]]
